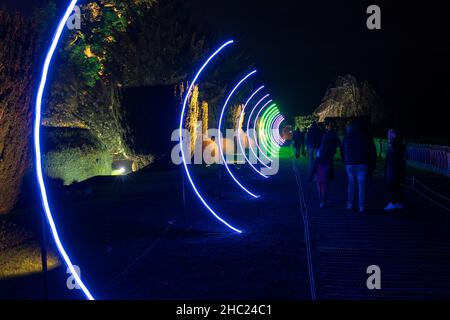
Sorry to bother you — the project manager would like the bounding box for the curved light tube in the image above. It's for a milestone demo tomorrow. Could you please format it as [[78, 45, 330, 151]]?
[[266, 112, 282, 152], [218, 70, 260, 198], [265, 107, 281, 151], [263, 106, 282, 150], [246, 96, 272, 168], [266, 110, 282, 151], [272, 115, 286, 145], [179, 40, 243, 234], [237, 86, 269, 179], [260, 106, 280, 155], [273, 115, 286, 145], [253, 102, 277, 162], [34, 0, 94, 300]]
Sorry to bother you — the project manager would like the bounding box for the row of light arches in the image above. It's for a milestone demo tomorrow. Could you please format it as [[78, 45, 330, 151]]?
[[34, 0, 285, 300]]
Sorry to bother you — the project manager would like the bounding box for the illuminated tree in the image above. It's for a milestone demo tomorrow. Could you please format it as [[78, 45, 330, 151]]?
[[66, 0, 157, 87], [45, 0, 210, 162], [229, 104, 244, 130], [201, 101, 209, 135], [185, 85, 200, 157]]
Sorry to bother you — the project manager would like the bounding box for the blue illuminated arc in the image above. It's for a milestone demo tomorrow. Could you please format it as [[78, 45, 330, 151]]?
[[237, 86, 269, 178], [246, 95, 272, 168], [33, 0, 94, 300], [179, 41, 243, 234], [267, 109, 282, 150], [218, 70, 259, 198], [253, 101, 276, 163]]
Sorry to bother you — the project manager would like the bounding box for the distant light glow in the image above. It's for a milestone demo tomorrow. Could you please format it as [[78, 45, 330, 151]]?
[[237, 86, 269, 179], [112, 167, 126, 176], [179, 40, 243, 234], [33, 0, 94, 300], [218, 70, 260, 198]]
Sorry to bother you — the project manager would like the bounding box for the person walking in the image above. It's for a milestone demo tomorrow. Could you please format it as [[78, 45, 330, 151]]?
[[292, 127, 302, 159], [305, 121, 323, 164], [384, 129, 406, 211], [321, 122, 341, 153], [308, 131, 339, 208], [301, 128, 307, 157], [340, 120, 376, 213]]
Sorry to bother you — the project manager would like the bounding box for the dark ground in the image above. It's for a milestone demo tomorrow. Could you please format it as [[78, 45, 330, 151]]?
[[1, 147, 449, 300]]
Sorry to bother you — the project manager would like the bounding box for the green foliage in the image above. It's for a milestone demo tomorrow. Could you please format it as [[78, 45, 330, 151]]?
[[43, 128, 112, 185], [65, 0, 157, 87], [294, 114, 319, 130], [67, 36, 102, 87]]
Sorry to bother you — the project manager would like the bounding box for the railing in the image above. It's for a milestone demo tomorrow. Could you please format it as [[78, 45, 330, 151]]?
[[403, 177, 450, 212], [375, 139, 450, 178]]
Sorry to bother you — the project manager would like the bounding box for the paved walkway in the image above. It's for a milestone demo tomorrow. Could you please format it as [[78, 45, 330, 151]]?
[[292, 150, 450, 299], [1, 147, 450, 300]]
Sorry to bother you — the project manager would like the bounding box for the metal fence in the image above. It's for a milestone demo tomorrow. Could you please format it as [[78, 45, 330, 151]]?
[[375, 139, 450, 178]]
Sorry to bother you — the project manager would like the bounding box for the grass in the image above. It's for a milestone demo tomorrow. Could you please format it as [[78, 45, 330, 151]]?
[[0, 219, 59, 279]]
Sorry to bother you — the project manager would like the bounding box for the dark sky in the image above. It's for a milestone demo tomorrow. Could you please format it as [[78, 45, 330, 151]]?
[[3, 0, 450, 140], [192, 0, 450, 137]]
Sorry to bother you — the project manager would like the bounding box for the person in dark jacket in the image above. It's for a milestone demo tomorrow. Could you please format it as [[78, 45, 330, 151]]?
[[305, 121, 323, 164], [309, 129, 339, 208], [384, 129, 406, 210], [301, 127, 307, 156], [321, 122, 341, 153], [292, 127, 304, 159], [340, 120, 376, 213]]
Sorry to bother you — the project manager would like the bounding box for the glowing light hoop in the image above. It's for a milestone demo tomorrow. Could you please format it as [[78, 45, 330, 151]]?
[[260, 106, 281, 155], [267, 113, 282, 152], [33, 0, 94, 300], [217, 70, 260, 198], [246, 96, 272, 168], [253, 102, 276, 162], [260, 105, 278, 151], [262, 108, 279, 154], [267, 112, 283, 149], [273, 115, 286, 145], [236, 86, 269, 179], [179, 41, 243, 234], [272, 115, 286, 145], [271, 115, 285, 146]]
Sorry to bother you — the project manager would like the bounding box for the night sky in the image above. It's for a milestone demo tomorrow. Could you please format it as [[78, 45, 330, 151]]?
[[3, 0, 450, 140], [193, 0, 450, 140]]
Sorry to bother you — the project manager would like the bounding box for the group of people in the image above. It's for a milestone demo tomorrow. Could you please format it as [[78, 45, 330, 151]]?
[[292, 120, 406, 212]]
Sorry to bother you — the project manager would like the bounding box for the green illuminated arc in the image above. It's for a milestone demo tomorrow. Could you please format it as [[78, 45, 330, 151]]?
[[264, 108, 281, 154], [258, 104, 281, 155], [259, 106, 279, 155], [262, 109, 278, 153]]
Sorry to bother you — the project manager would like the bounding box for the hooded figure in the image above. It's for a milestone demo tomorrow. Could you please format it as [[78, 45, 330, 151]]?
[[384, 129, 406, 211]]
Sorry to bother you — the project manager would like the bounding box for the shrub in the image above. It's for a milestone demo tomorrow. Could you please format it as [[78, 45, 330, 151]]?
[[42, 128, 112, 185]]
